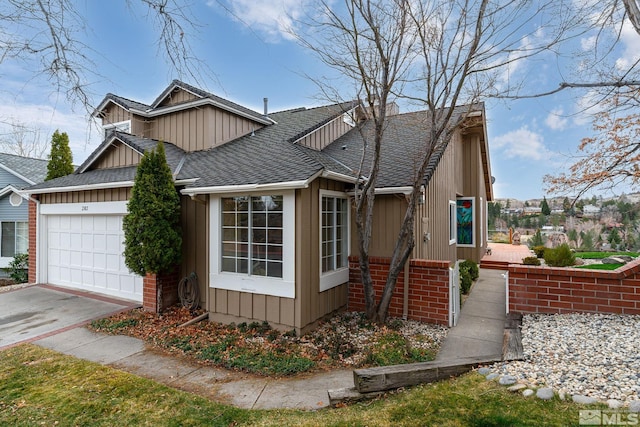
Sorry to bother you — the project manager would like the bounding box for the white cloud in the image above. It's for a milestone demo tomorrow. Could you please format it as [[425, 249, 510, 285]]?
[[580, 35, 597, 51], [545, 108, 568, 130], [210, 0, 316, 42], [0, 99, 99, 163], [492, 126, 550, 160], [615, 20, 640, 71]]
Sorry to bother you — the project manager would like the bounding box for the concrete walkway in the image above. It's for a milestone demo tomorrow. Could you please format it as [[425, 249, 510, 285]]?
[[436, 268, 506, 362], [21, 269, 507, 410]]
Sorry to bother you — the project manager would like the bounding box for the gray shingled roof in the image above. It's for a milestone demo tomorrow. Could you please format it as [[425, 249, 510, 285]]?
[[0, 153, 49, 186], [180, 102, 356, 188], [101, 93, 152, 113], [28, 134, 186, 191], [322, 104, 484, 188], [152, 80, 269, 124]]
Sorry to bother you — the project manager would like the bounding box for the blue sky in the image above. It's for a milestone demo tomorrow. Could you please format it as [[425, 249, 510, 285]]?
[[0, 1, 638, 201]]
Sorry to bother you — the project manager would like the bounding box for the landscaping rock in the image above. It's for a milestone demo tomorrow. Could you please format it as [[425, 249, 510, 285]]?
[[477, 367, 492, 376], [558, 390, 566, 401], [499, 375, 517, 386], [522, 389, 535, 397], [607, 399, 623, 409], [508, 384, 527, 392], [629, 401, 640, 413], [536, 388, 554, 400], [601, 256, 628, 265], [572, 395, 597, 405], [486, 373, 499, 381]]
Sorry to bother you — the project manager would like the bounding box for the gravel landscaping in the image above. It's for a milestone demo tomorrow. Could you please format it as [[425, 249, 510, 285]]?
[[487, 313, 640, 408]]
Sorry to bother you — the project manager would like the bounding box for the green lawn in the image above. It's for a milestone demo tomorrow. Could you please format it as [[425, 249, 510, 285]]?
[[575, 251, 639, 259], [0, 344, 590, 426], [575, 263, 624, 271]]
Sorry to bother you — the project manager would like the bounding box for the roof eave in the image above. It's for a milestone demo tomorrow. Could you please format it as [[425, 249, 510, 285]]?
[[0, 163, 36, 185], [180, 171, 322, 197]]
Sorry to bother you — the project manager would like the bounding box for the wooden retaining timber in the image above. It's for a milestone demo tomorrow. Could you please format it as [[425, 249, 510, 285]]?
[[352, 356, 502, 394], [502, 312, 524, 361]]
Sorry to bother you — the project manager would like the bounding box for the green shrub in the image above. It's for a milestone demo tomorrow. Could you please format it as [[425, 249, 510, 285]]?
[[522, 256, 541, 266], [459, 259, 479, 281], [532, 246, 546, 258], [3, 252, 28, 283], [543, 244, 576, 267], [459, 268, 473, 295]]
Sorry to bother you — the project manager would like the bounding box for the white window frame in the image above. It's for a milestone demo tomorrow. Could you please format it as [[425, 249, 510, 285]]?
[[319, 190, 350, 292], [103, 120, 131, 138], [448, 200, 457, 245], [1, 221, 28, 258], [210, 191, 295, 299]]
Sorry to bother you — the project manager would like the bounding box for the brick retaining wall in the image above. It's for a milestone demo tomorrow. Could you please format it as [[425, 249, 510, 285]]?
[[348, 256, 451, 325], [508, 259, 640, 315]]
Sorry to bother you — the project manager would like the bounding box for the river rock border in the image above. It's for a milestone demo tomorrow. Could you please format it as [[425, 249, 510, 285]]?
[[477, 367, 640, 411]]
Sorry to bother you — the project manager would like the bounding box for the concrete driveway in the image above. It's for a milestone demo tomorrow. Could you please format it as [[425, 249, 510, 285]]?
[[0, 285, 139, 350]]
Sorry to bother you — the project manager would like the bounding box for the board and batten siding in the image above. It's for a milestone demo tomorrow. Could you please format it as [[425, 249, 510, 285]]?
[[156, 87, 198, 107], [39, 188, 131, 204], [91, 141, 142, 170], [414, 132, 459, 265], [180, 195, 208, 308], [207, 178, 348, 333], [350, 194, 407, 259], [149, 105, 262, 152], [456, 130, 488, 264], [295, 115, 354, 151]]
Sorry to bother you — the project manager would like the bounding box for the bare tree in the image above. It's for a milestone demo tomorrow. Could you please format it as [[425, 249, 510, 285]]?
[[544, 91, 640, 198], [0, 119, 48, 158], [0, 0, 210, 112], [298, 0, 571, 322]]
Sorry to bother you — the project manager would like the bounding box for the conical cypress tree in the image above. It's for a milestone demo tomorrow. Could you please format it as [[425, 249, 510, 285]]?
[[123, 143, 182, 276], [45, 130, 74, 180]]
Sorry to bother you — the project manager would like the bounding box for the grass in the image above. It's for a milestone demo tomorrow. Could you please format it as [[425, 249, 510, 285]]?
[[0, 344, 588, 426], [575, 251, 639, 259], [575, 263, 624, 271]]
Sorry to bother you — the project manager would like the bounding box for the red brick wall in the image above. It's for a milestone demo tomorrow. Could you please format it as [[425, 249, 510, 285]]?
[[508, 259, 640, 315], [348, 256, 450, 325], [28, 199, 37, 283], [143, 268, 180, 313]]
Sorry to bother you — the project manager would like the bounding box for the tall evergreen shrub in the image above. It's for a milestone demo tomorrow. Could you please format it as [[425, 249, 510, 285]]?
[[45, 130, 74, 180], [123, 143, 181, 275]]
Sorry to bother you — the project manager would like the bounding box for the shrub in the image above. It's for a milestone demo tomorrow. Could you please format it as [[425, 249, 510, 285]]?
[[543, 244, 576, 267], [532, 246, 546, 258], [460, 259, 479, 281], [459, 268, 473, 295], [3, 253, 28, 283], [522, 256, 541, 266]]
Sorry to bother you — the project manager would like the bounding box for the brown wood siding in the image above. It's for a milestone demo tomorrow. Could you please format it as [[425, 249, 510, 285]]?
[[180, 195, 209, 307], [157, 88, 198, 107], [456, 132, 486, 264], [295, 179, 348, 333], [296, 115, 354, 151], [351, 194, 407, 258], [39, 188, 131, 204], [415, 134, 458, 265], [207, 178, 348, 333], [148, 105, 261, 152], [101, 104, 131, 125], [91, 141, 142, 170]]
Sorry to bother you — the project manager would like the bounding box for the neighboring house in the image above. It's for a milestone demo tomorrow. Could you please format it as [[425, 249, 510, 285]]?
[[582, 204, 601, 218], [0, 153, 48, 271], [25, 80, 493, 333]]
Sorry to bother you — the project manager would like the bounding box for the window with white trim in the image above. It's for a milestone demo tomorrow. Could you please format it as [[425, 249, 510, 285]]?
[[1, 222, 28, 258], [449, 200, 456, 245], [103, 120, 131, 138], [221, 195, 283, 278], [320, 191, 350, 291], [210, 192, 295, 299]]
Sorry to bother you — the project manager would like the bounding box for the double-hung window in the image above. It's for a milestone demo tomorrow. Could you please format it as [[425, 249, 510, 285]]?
[[320, 190, 349, 291], [1, 222, 28, 258]]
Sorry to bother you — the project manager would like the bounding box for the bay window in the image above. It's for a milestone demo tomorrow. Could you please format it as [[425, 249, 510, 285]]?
[[320, 190, 349, 291]]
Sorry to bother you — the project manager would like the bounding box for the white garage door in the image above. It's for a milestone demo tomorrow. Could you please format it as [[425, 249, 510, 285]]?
[[46, 214, 142, 302]]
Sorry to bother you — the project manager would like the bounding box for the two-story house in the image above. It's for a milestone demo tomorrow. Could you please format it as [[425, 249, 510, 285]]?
[[25, 80, 493, 333]]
